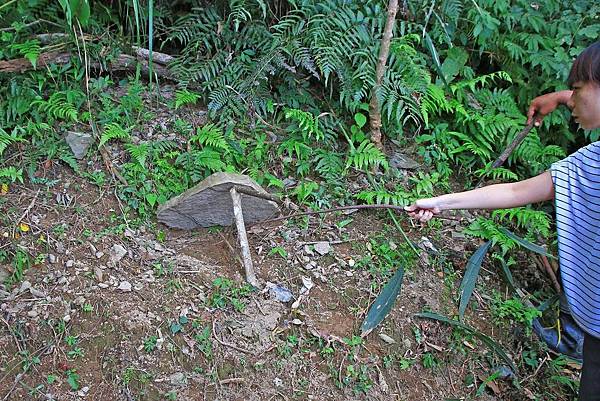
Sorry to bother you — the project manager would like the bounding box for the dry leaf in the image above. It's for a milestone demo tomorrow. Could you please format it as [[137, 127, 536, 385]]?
[[0, 184, 8, 195]]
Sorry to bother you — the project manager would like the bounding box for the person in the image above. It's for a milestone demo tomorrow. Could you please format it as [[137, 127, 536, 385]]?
[[405, 41, 600, 401]]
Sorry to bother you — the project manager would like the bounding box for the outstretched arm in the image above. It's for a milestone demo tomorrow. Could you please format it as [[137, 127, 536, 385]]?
[[405, 171, 555, 222]]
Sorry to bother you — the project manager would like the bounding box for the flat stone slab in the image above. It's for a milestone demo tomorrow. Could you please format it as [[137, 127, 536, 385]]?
[[157, 172, 280, 229], [65, 131, 93, 159]]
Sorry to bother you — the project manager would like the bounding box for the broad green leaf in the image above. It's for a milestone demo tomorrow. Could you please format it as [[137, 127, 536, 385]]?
[[361, 267, 404, 336], [423, 32, 448, 88], [416, 311, 516, 372], [458, 241, 492, 319], [354, 113, 367, 129], [498, 227, 555, 258]]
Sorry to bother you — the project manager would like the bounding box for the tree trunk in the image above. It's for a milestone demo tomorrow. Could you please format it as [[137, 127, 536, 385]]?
[[369, 0, 399, 150]]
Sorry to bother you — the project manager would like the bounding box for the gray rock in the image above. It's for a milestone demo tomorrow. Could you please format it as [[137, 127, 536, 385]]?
[[389, 152, 420, 170], [48, 254, 57, 264], [109, 244, 127, 264], [117, 281, 132, 292], [157, 172, 280, 229], [169, 372, 187, 386], [65, 131, 93, 159], [94, 267, 103, 282], [65, 260, 74, 268], [314, 242, 331, 256]]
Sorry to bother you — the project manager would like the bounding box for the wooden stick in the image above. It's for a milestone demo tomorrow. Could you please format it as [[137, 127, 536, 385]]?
[[540, 255, 561, 293], [230, 187, 260, 288], [253, 204, 461, 226], [233, 185, 281, 204], [475, 119, 536, 188]]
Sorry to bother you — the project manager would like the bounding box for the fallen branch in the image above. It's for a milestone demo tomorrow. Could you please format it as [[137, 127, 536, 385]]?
[[230, 187, 260, 288], [0, 48, 175, 80]]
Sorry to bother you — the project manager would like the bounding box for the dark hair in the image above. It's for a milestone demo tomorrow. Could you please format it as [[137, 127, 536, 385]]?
[[568, 41, 600, 87]]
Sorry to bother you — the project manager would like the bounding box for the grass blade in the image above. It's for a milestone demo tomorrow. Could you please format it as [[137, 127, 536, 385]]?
[[458, 241, 492, 319], [498, 258, 516, 295], [416, 311, 517, 372], [361, 267, 404, 336], [498, 227, 554, 258], [423, 32, 448, 88]]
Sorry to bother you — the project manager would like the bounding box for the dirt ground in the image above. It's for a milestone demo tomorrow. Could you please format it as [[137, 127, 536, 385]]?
[[0, 164, 581, 401]]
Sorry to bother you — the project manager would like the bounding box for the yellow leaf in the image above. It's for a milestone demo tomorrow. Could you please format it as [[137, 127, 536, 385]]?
[[19, 223, 30, 232], [0, 184, 8, 195]]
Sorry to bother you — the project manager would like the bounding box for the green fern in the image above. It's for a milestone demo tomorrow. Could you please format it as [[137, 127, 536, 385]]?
[[99, 123, 131, 148], [492, 207, 551, 238], [191, 124, 229, 152], [174, 89, 201, 109], [355, 188, 411, 206], [34, 91, 81, 122], [346, 140, 388, 172], [0, 166, 24, 184], [284, 108, 325, 142], [314, 149, 343, 180], [126, 143, 150, 166], [0, 128, 26, 156], [464, 217, 518, 256], [9, 40, 41, 68]]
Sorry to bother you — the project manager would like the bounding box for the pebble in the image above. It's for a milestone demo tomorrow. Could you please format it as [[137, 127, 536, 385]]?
[[19, 281, 32, 293], [65, 260, 74, 268], [169, 372, 187, 386], [314, 241, 331, 256], [109, 244, 127, 263], [94, 267, 103, 282], [95, 251, 105, 259], [118, 281, 132, 292], [48, 254, 57, 264], [27, 310, 38, 318], [98, 283, 109, 289]]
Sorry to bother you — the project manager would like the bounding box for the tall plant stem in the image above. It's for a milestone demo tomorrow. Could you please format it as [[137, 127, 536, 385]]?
[[369, 0, 399, 150]]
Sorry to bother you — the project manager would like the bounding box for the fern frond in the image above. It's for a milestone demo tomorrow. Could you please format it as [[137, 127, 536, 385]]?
[[346, 140, 388, 172], [174, 89, 200, 109], [191, 124, 229, 151], [126, 143, 150, 166], [99, 123, 131, 148]]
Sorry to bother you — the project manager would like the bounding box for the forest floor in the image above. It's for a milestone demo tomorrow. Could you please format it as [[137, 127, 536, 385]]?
[[0, 87, 580, 401]]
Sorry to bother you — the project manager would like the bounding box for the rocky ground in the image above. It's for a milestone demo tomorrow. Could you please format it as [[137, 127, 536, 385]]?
[[0, 166, 581, 401]]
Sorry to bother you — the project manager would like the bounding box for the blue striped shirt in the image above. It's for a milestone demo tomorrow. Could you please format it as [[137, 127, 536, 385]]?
[[550, 141, 600, 339]]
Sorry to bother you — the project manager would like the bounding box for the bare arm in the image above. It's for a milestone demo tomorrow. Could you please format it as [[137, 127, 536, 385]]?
[[405, 171, 555, 222]]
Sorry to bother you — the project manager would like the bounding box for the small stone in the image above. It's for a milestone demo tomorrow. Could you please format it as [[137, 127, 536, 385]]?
[[27, 310, 38, 318], [19, 281, 32, 293], [169, 372, 187, 386], [94, 267, 103, 282], [30, 288, 46, 298], [65, 260, 74, 268], [98, 283, 109, 289], [273, 377, 283, 387], [48, 254, 57, 264], [95, 251, 105, 259], [109, 244, 127, 264], [65, 131, 93, 159], [314, 242, 331, 256], [117, 281, 132, 292], [378, 333, 396, 344], [63, 314, 71, 322]]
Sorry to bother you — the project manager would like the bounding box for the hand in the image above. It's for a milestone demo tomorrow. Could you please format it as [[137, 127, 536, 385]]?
[[527, 90, 572, 127], [404, 198, 442, 223]]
